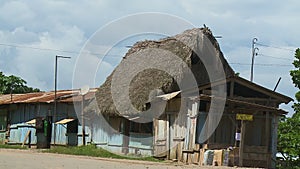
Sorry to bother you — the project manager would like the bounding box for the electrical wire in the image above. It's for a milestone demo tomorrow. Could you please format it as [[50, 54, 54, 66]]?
[[255, 42, 295, 52], [0, 42, 295, 67], [257, 54, 294, 61], [230, 63, 292, 67], [0, 43, 124, 58]]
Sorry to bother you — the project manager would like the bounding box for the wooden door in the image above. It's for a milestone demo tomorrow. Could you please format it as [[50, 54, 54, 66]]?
[[153, 115, 168, 157]]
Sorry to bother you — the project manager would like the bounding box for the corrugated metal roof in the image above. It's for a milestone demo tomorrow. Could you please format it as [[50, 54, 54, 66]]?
[[0, 89, 97, 105], [55, 118, 74, 124]]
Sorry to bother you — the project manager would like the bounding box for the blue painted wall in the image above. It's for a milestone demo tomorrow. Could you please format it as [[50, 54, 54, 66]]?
[[3, 103, 153, 156]]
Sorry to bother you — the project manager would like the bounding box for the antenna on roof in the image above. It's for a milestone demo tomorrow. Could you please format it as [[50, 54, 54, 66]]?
[[273, 77, 282, 91], [80, 85, 90, 95]]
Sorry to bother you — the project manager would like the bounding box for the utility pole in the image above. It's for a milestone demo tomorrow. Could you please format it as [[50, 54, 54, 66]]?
[[250, 38, 259, 82], [80, 85, 89, 146], [81, 94, 86, 145], [54, 55, 71, 145]]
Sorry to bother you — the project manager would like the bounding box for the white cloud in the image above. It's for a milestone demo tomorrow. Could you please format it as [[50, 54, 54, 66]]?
[[0, 1, 35, 28], [0, 23, 87, 91], [0, 0, 299, 114]]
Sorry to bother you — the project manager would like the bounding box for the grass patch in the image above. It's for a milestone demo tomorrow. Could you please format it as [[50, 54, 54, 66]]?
[[0, 144, 27, 149], [43, 145, 161, 162]]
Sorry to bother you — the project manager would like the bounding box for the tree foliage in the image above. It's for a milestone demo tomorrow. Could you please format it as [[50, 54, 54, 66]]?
[[277, 48, 300, 167], [290, 48, 300, 101], [0, 72, 40, 94], [278, 111, 300, 166]]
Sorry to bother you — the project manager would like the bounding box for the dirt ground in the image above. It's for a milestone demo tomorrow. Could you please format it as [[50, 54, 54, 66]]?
[[0, 149, 258, 169]]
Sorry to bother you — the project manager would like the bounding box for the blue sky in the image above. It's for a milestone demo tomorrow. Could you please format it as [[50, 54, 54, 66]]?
[[0, 0, 299, 115]]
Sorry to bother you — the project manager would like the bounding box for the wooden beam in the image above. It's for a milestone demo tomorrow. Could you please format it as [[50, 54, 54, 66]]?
[[22, 130, 31, 148], [230, 80, 234, 97], [199, 94, 287, 114], [239, 121, 246, 166], [228, 96, 279, 102], [226, 108, 283, 114], [198, 78, 232, 91], [265, 112, 270, 168], [270, 114, 279, 168], [234, 77, 292, 104], [229, 81, 236, 145]]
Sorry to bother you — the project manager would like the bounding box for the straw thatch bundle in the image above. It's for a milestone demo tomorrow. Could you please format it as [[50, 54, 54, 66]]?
[[95, 27, 234, 116]]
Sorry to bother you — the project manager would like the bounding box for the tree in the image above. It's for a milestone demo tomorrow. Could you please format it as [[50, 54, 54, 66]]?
[[278, 112, 300, 167], [277, 48, 300, 168], [0, 72, 40, 94], [291, 48, 300, 101]]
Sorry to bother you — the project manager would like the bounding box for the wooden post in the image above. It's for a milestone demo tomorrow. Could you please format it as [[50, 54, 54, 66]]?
[[230, 80, 234, 98], [166, 113, 170, 160], [265, 112, 270, 168], [265, 112, 270, 151], [28, 131, 31, 148], [189, 101, 198, 164], [22, 130, 31, 148], [82, 95, 86, 146], [190, 101, 198, 149], [229, 80, 236, 145], [239, 120, 245, 166], [271, 114, 279, 169]]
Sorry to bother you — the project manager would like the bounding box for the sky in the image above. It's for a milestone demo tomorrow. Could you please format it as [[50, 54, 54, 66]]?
[[0, 0, 299, 115]]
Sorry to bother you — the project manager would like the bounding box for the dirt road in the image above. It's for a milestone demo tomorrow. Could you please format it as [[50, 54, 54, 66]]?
[[0, 149, 254, 169]]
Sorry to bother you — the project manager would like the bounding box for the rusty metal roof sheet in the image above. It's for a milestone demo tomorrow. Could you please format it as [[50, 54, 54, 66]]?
[[0, 89, 97, 105]]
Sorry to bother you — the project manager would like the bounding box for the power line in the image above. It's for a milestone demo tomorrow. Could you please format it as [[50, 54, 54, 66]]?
[[0, 43, 79, 54], [230, 62, 292, 67], [0, 42, 296, 66], [258, 53, 294, 61], [255, 42, 295, 52], [0, 43, 124, 58]]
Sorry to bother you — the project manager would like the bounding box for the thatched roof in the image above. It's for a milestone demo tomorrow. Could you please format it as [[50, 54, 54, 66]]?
[[95, 27, 234, 116]]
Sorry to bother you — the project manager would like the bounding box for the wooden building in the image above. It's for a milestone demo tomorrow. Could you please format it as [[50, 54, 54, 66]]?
[[0, 27, 292, 168], [152, 75, 292, 168], [94, 27, 292, 168]]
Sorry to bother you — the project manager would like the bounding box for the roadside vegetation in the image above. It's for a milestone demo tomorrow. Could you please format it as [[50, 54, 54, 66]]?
[[43, 144, 161, 162], [0, 144, 161, 162], [0, 144, 27, 149], [277, 48, 300, 168]]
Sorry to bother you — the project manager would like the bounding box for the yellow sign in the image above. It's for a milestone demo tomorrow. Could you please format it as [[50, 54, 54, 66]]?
[[236, 114, 253, 121]]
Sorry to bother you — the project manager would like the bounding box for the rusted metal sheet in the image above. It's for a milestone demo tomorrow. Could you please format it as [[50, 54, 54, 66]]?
[[0, 89, 97, 105]]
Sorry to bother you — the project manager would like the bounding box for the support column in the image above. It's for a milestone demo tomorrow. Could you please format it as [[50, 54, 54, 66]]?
[[239, 120, 245, 167]]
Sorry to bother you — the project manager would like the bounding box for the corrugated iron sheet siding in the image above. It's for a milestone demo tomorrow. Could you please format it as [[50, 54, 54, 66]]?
[[6, 103, 77, 145], [9, 123, 37, 144], [2, 93, 153, 155], [51, 123, 67, 145]]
